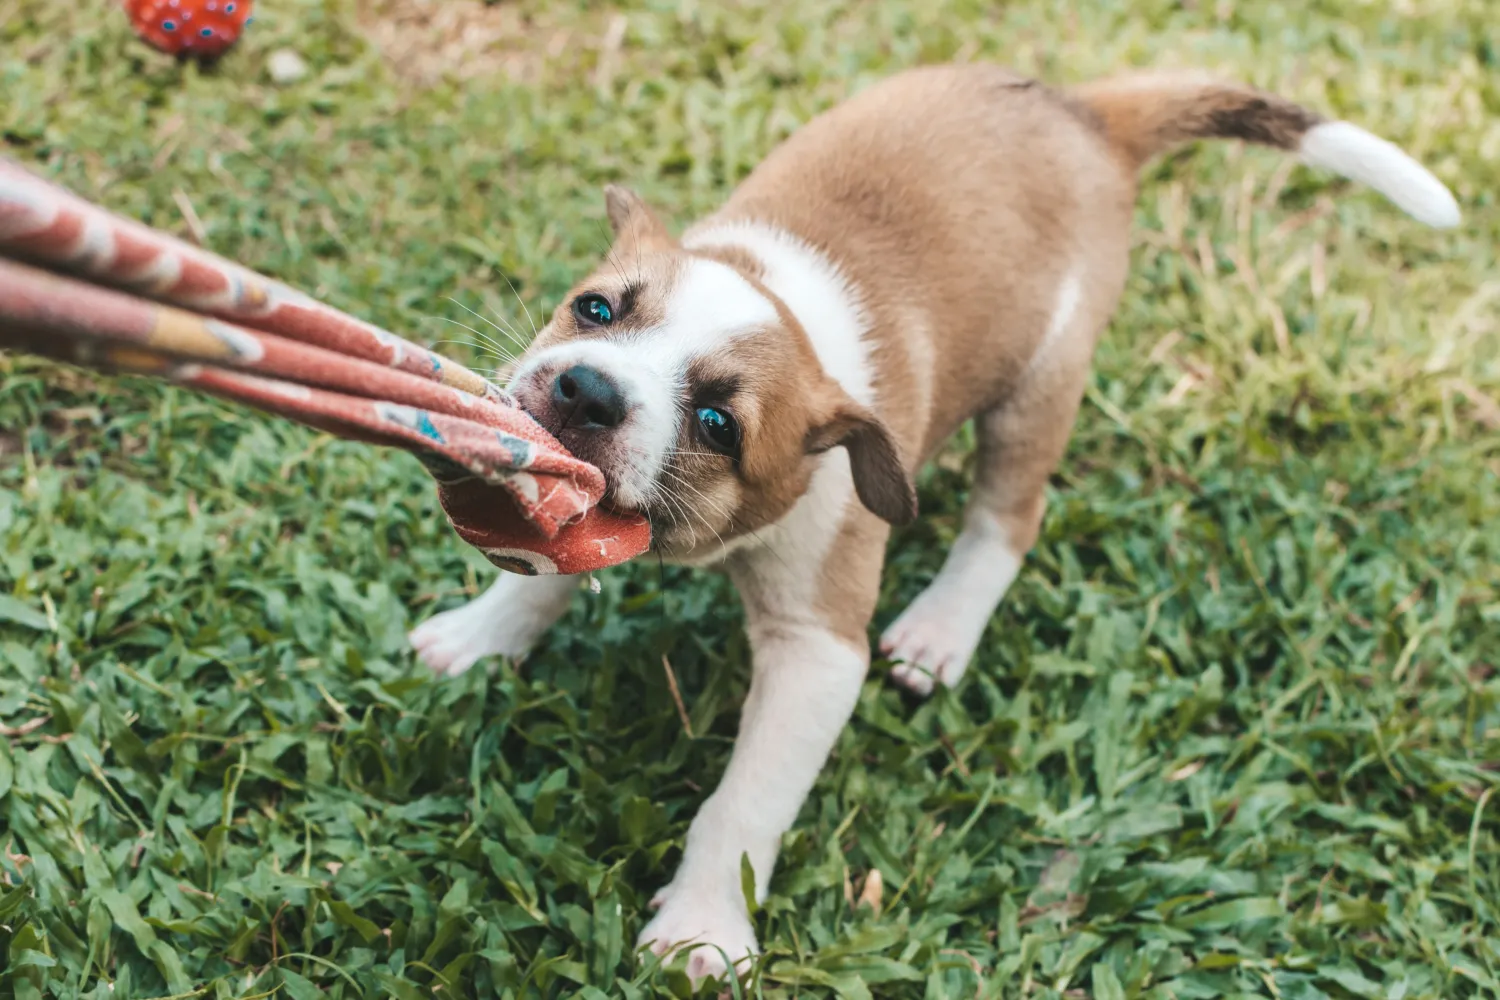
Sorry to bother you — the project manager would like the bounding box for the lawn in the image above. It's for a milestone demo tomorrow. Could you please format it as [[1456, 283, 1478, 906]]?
[[2, 0, 1498, 997]]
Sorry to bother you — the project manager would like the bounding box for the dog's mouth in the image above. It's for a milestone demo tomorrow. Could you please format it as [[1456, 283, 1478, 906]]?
[[509, 370, 684, 528], [514, 393, 631, 512]]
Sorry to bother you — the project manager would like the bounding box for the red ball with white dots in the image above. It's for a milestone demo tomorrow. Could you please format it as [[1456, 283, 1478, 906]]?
[[124, 0, 255, 58]]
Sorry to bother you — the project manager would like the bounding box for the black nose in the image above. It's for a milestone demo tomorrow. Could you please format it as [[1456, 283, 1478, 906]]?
[[552, 365, 626, 430]]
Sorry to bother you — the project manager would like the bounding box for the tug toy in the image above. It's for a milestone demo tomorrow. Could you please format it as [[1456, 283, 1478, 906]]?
[[124, 0, 255, 59], [0, 159, 651, 576]]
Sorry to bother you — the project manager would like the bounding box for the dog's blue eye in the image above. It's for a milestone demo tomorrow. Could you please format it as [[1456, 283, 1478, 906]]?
[[572, 293, 613, 326], [696, 406, 740, 455]]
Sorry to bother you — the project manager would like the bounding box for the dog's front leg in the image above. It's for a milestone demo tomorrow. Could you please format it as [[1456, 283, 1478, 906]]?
[[637, 615, 867, 982]]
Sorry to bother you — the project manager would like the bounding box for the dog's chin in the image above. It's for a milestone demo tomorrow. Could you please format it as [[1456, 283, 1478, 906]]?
[[636, 501, 745, 564], [598, 480, 640, 516], [572, 450, 641, 516]]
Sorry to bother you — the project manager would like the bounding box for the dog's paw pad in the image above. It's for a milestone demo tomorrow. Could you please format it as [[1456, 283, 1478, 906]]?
[[879, 590, 984, 696], [409, 603, 537, 677], [887, 656, 940, 696], [637, 891, 758, 985]]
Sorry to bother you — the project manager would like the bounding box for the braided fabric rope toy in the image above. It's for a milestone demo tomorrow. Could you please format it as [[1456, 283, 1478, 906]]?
[[0, 159, 650, 575]]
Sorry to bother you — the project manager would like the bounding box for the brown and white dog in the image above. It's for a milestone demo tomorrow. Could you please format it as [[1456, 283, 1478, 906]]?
[[410, 66, 1458, 980]]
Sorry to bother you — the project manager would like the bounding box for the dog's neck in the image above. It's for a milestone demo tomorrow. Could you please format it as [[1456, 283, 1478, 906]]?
[[685, 220, 877, 413]]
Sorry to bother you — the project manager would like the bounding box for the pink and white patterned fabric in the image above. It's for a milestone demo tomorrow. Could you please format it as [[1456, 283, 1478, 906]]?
[[0, 158, 650, 575]]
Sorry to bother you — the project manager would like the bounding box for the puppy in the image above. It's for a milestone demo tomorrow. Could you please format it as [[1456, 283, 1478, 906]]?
[[410, 66, 1458, 981]]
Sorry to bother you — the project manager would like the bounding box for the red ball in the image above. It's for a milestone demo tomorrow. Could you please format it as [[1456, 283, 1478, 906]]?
[[124, 0, 255, 58]]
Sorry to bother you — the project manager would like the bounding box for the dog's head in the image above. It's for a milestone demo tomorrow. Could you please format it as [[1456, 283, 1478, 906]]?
[[507, 186, 916, 561]]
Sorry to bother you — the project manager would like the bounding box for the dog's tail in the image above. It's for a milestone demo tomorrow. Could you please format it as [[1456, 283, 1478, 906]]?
[[1070, 71, 1460, 228]]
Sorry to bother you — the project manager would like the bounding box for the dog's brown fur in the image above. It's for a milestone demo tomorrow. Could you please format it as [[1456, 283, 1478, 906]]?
[[538, 64, 1394, 643], [415, 63, 1458, 983]]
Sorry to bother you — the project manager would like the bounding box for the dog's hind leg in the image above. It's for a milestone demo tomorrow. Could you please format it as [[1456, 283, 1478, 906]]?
[[882, 271, 1100, 696]]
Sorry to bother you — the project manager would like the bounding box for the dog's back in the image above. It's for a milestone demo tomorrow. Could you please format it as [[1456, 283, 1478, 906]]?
[[696, 63, 1459, 463], [696, 65, 1135, 458]]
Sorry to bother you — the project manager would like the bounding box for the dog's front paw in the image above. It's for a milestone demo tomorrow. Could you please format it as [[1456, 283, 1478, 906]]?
[[407, 601, 542, 677], [637, 887, 758, 985], [409, 575, 577, 677]]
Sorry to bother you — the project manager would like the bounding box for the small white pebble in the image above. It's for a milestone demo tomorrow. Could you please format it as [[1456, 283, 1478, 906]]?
[[268, 49, 309, 85]]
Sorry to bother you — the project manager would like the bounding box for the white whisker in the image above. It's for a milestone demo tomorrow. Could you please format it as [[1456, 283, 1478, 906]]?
[[672, 450, 737, 461], [478, 297, 535, 350], [659, 468, 732, 558], [445, 296, 528, 350], [496, 271, 539, 337], [427, 339, 515, 366], [427, 317, 520, 364]]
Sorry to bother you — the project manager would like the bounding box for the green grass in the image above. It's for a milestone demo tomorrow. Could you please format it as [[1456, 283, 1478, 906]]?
[[2, 0, 1498, 997]]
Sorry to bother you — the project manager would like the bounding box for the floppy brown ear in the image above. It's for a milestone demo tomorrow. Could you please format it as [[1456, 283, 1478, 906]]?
[[604, 185, 674, 248], [806, 402, 918, 526]]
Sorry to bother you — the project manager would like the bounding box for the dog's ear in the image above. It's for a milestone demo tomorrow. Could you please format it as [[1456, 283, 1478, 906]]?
[[604, 185, 674, 248], [806, 399, 917, 526]]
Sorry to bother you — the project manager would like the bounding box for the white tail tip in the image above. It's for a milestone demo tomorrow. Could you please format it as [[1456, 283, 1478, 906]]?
[[1299, 121, 1461, 229]]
